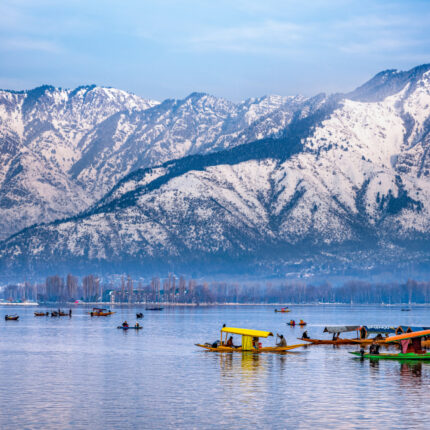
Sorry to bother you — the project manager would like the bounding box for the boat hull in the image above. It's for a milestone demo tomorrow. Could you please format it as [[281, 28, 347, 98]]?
[[349, 351, 430, 360], [196, 343, 306, 353], [117, 326, 142, 330], [298, 338, 357, 345]]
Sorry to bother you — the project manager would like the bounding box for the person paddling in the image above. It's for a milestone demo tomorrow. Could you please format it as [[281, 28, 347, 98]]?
[[276, 334, 287, 347], [122, 321, 129, 328]]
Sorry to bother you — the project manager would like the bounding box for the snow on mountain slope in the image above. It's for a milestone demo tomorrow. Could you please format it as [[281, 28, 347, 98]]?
[[1, 64, 430, 279], [0, 86, 305, 239]]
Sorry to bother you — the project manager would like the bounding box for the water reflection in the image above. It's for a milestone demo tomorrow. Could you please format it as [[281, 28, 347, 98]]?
[[2, 304, 430, 429]]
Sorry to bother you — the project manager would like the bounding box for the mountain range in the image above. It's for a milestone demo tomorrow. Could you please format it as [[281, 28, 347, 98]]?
[[1, 64, 430, 281]]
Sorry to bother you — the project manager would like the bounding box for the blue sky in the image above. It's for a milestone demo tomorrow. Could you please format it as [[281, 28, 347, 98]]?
[[1, 0, 429, 101]]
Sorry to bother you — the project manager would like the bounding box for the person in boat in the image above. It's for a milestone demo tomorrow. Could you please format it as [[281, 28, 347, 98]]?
[[252, 337, 259, 349], [332, 332, 339, 341], [289, 320, 295, 326], [69, 309, 72, 317], [302, 330, 309, 339], [226, 336, 237, 348], [135, 322, 140, 328], [374, 333, 383, 341], [299, 320, 305, 325], [276, 334, 287, 347], [122, 321, 129, 328], [369, 340, 380, 355]]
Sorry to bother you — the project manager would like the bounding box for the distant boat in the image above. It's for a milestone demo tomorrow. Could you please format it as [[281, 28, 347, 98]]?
[[145, 307, 163, 311], [5, 314, 19, 321], [274, 307, 290, 313], [34, 312, 49, 317], [117, 325, 142, 330], [90, 308, 115, 316]]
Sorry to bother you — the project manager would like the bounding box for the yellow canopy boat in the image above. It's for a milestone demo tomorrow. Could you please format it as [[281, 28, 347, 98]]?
[[196, 326, 305, 353]]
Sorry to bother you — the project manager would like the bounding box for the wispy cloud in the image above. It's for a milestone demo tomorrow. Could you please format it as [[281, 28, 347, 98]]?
[[185, 20, 303, 54], [0, 37, 62, 53]]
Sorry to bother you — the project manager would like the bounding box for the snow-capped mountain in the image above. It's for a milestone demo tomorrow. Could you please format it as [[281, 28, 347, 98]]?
[[1, 64, 430, 279], [0, 86, 308, 239]]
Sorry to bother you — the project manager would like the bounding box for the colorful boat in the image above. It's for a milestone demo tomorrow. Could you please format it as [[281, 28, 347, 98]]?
[[196, 327, 305, 353], [274, 308, 290, 313], [350, 329, 430, 360], [90, 308, 115, 316], [350, 326, 396, 345], [299, 325, 360, 345], [5, 314, 19, 321], [34, 312, 49, 317]]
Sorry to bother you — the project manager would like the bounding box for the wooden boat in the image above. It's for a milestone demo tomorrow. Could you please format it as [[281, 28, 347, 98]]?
[[298, 325, 361, 345], [90, 308, 115, 316], [145, 307, 163, 311], [351, 326, 396, 345], [5, 314, 19, 321], [117, 325, 142, 330], [349, 351, 430, 360], [350, 329, 430, 361], [287, 320, 306, 326], [196, 326, 305, 353], [34, 312, 49, 317], [299, 337, 357, 345], [274, 308, 290, 313]]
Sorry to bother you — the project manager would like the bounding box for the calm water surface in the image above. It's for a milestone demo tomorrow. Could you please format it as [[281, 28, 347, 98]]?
[[0, 304, 429, 429]]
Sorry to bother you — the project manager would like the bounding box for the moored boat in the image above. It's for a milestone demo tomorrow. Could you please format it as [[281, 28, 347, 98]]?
[[350, 329, 430, 361], [196, 326, 305, 353], [34, 312, 49, 317], [350, 326, 396, 345], [145, 307, 163, 311]]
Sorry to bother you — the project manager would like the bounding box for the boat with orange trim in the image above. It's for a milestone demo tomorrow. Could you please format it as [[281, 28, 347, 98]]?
[[350, 329, 430, 360]]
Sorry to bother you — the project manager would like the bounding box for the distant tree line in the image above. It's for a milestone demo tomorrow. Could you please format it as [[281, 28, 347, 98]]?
[[1, 276, 430, 304]]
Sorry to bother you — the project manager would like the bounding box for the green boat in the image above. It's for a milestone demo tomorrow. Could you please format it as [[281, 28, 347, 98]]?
[[350, 328, 430, 361], [349, 351, 430, 360]]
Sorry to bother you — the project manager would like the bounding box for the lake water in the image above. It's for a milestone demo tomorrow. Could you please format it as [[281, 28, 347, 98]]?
[[0, 304, 429, 429]]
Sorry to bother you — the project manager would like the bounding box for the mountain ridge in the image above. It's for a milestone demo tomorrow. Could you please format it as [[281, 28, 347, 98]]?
[[1, 64, 430, 280]]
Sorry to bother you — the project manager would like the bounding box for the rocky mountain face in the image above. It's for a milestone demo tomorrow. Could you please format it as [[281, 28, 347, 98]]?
[[0, 86, 308, 240], [1, 64, 430, 280]]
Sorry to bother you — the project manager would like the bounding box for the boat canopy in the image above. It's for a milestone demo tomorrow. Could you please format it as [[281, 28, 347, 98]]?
[[386, 329, 430, 343], [360, 326, 396, 334], [221, 327, 273, 338], [395, 325, 430, 334], [323, 326, 360, 334]]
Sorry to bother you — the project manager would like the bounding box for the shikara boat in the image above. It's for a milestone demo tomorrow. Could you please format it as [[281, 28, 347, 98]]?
[[287, 320, 306, 326], [350, 326, 396, 345], [298, 325, 360, 345], [34, 312, 49, 317], [117, 325, 142, 330], [5, 314, 19, 321], [196, 327, 305, 353], [274, 308, 290, 313], [350, 329, 430, 361], [90, 308, 115, 316]]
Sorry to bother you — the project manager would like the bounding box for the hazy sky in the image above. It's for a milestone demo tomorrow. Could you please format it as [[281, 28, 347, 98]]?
[[1, 0, 429, 101]]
